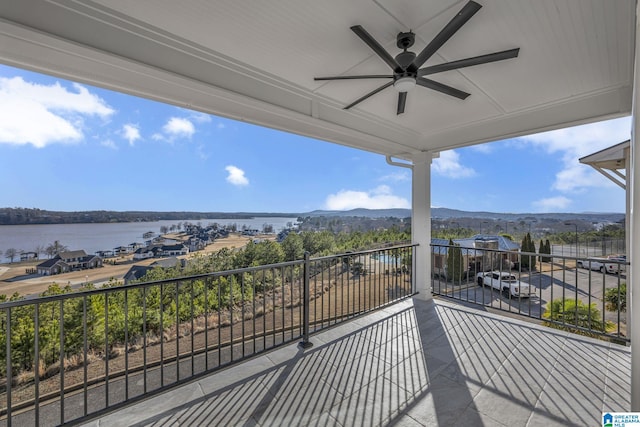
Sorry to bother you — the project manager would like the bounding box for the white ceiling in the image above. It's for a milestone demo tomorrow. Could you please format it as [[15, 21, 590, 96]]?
[[0, 0, 635, 160]]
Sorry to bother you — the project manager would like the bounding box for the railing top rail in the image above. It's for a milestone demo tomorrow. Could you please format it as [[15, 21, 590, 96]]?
[[311, 243, 417, 262], [0, 243, 417, 310], [429, 242, 629, 264]]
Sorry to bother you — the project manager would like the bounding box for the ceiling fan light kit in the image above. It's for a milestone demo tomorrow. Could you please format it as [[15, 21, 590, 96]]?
[[314, 0, 520, 115], [393, 76, 416, 92]]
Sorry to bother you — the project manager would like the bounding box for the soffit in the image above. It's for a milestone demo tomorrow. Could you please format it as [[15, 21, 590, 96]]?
[[0, 0, 634, 160]]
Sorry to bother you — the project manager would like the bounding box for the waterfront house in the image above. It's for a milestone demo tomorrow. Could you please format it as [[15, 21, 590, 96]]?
[[187, 237, 206, 252], [132, 246, 157, 260], [160, 244, 189, 257], [36, 257, 69, 276], [96, 250, 115, 258], [133, 244, 189, 260], [36, 250, 102, 275]]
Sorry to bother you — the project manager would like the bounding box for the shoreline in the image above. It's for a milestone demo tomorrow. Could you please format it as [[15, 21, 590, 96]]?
[[0, 233, 274, 298]]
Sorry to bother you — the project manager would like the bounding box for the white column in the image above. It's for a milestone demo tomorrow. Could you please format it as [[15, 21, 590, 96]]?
[[626, 146, 632, 335], [412, 151, 432, 300], [630, 1, 640, 410]]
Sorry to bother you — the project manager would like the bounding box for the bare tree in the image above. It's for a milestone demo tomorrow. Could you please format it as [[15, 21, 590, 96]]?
[[46, 240, 68, 258], [5, 248, 18, 263], [35, 244, 46, 259]]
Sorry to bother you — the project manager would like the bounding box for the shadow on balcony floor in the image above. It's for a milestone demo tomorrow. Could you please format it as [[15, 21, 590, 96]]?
[[81, 297, 630, 427]]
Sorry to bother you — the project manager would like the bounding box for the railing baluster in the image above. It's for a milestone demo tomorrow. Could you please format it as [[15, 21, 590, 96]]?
[[83, 295, 88, 416], [217, 277, 221, 367], [176, 281, 180, 382], [271, 267, 275, 346], [252, 271, 256, 355], [299, 252, 312, 348], [59, 299, 65, 424], [34, 304, 39, 427], [204, 278, 209, 371], [345, 254, 349, 320], [124, 288, 129, 401], [240, 272, 245, 358], [160, 283, 164, 387], [142, 286, 147, 394], [6, 307, 12, 427], [104, 293, 109, 408], [190, 280, 195, 377], [281, 265, 285, 342], [261, 269, 265, 351]]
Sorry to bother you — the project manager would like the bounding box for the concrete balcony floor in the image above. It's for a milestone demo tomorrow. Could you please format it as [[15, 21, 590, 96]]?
[[82, 297, 630, 427]]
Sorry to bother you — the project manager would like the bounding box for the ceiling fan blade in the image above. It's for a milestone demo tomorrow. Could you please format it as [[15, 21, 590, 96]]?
[[344, 81, 394, 110], [418, 48, 520, 76], [417, 78, 470, 100], [315, 75, 393, 81], [397, 92, 407, 115], [351, 25, 402, 72], [410, 1, 482, 71]]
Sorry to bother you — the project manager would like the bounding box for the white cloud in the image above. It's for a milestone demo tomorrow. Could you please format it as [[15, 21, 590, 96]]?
[[122, 124, 141, 146], [325, 185, 410, 210], [217, 122, 226, 129], [432, 150, 475, 178], [0, 76, 114, 148], [520, 117, 631, 192], [532, 196, 572, 212], [225, 165, 249, 186], [100, 139, 118, 150], [379, 171, 410, 182], [469, 143, 493, 154], [189, 111, 212, 123], [162, 117, 195, 138]]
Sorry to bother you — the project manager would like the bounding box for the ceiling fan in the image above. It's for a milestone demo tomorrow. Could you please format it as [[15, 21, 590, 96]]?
[[314, 0, 520, 115]]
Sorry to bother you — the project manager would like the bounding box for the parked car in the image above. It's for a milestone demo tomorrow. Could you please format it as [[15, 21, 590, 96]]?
[[476, 271, 535, 298], [576, 256, 625, 274]]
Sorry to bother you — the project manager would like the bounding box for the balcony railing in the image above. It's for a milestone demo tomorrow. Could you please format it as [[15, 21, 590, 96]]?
[[431, 242, 629, 342], [0, 244, 416, 426]]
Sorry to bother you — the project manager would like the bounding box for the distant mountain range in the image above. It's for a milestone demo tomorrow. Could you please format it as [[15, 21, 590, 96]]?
[[304, 208, 624, 223], [0, 207, 625, 226]]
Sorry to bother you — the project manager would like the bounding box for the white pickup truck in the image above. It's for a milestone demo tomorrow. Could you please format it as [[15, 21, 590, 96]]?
[[576, 256, 625, 274], [476, 271, 535, 298]]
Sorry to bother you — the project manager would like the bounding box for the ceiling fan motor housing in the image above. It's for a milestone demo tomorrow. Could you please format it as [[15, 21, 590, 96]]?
[[395, 51, 417, 70]]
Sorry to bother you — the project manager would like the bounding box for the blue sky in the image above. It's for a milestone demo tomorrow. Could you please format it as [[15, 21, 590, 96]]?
[[0, 64, 629, 214]]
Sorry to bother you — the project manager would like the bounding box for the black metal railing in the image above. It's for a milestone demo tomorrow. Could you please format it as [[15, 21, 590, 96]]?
[[431, 243, 628, 342], [0, 244, 416, 426]]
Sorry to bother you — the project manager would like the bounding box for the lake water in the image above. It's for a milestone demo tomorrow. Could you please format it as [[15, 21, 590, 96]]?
[[0, 217, 298, 263]]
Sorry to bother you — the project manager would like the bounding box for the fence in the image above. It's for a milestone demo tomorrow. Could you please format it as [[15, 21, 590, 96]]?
[[0, 244, 416, 426], [551, 238, 625, 258], [431, 242, 628, 342]]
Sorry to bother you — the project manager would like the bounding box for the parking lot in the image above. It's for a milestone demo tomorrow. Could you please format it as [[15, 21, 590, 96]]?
[[433, 263, 627, 335]]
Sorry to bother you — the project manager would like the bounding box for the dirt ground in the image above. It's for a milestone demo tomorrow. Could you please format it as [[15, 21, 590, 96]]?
[[0, 233, 274, 297]]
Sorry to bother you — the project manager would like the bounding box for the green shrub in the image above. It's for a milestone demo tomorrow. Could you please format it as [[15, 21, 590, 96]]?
[[543, 298, 612, 336], [604, 282, 626, 313]]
